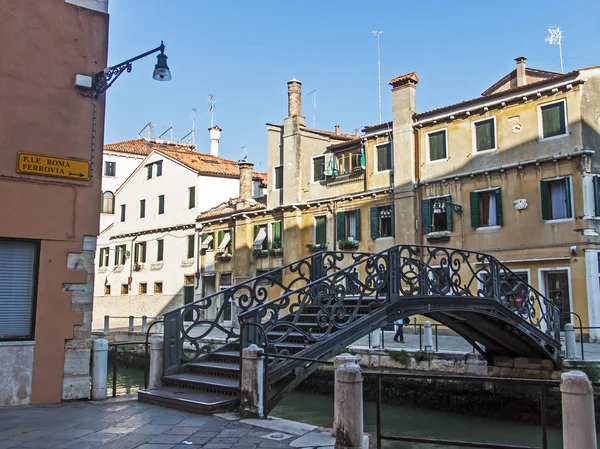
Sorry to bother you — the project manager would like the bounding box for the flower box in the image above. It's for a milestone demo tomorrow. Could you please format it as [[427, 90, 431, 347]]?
[[426, 231, 451, 242], [306, 243, 328, 252], [252, 249, 269, 258], [338, 239, 359, 250]]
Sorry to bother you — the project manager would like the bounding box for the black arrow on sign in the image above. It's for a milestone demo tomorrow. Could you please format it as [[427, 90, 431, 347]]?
[[69, 172, 85, 178]]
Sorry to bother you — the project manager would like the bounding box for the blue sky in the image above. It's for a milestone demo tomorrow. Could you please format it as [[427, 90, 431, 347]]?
[[105, 1, 600, 172]]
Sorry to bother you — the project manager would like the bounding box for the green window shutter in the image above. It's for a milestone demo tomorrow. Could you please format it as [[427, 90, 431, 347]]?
[[253, 225, 259, 240], [230, 229, 235, 254], [495, 188, 503, 226], [470, 192, 480, 228], [422, 200, 432, 234], [355, 209, 361, 241], [429, 131, 446, 161], [594, 177, 600, 216], [315, 217, 326, 245], [114, 247, 118, 265], [475, 119, 495, 151], [390, 204, 395, 237], [141, 243, 147, 263], [565, 178, 572, 218], [542, 102, 566, 138], [445, 195, 453, 232], [218, 230, 224, 246], [540, 180, 550, 220], [273, 222, 282, 247], [134, 243, 139, 263], [336, 212, 346, 241], [370, 207, 380, 239]]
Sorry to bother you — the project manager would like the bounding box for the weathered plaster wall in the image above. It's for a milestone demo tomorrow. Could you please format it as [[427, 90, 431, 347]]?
[[0, 343, 34, 406]]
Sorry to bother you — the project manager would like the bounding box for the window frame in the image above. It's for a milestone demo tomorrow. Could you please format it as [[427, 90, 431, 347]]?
[[121, 284, 129, 295], [472, 116, 497, 153], [426, 128, 449, 163], [314, 215, 327, 245], [312, 155, 326, 183], [120, 204, 126, 222], [188, 186, 196, 209], [158, 194, 165, 215], [139, 283, 148, 295], [538, 98, 568, 141], [157, 239, 164, 262], [156, 160, 163, 177], [104, 161, 116, 177], [375, 142, 393, 173], [139, 199, 146, 219], [0, 238, 40, 341], [102, 191, 115, 215], [541, 176, 574, 223], [471, 187, 503, 230], [146, 164, 153, 180], [99, 247, 110, 267], [187, 234, 195, 259], [154, 282, 163, 294], [422, 195, 453, 234], [274, 165, 283, 190]]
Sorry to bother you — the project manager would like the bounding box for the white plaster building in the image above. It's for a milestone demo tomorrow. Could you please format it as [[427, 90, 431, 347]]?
[[93, 130, 266, 330]]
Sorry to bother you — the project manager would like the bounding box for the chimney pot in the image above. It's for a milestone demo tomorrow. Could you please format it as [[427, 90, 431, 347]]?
[[209, 125, 222, 156], [287, 79, 302, 118], [515, 56, 527, 87], [237, 160, 254, 204], [335, 125, 340, 135]]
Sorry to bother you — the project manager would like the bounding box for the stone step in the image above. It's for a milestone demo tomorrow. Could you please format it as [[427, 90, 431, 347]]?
[[163, 373, 240, 395], [184, 360, 241, 379], [138, 387, 238, 415]]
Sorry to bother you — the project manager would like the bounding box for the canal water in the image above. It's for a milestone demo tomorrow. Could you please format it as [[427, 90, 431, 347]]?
[[110, 367, 600, 448]]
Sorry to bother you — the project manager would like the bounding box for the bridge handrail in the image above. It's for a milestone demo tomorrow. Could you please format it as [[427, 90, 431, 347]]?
[[238, 244, 560, 347]]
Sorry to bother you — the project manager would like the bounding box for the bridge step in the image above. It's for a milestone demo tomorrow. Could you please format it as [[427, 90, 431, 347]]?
[[138, 386, 238, 415]]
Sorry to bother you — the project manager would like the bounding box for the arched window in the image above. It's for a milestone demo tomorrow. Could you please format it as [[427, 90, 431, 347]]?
[[102, 191, 115, 214]]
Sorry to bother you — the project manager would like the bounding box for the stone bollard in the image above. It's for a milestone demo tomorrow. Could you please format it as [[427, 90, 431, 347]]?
[[128, 316, 134, 332], [565, 323, 577, 359], [148, 335, 164, 388], [561, 371, 597, 449], [371, 330, 381, 348], [333, 354, 358, 436], [240, 344, 264, 418], [335, 362, 364, 449], [91, 339, 108, 400], [141, 316, 148, 333], [104, 315, 110, 334], [423, 321, 433, 352]]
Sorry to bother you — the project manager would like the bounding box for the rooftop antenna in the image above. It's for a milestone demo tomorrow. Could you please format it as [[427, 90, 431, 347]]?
[[208, 94, 216, 127], [241, 145, 248, 161], [307, 90, 316, 128], [372, 30, 384, 124], [189, 108, 196, 144], [545, 26, 564, 73]]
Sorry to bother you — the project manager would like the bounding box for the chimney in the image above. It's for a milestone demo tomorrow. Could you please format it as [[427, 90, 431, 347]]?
[[208, 125, 222, 156], [335, 125, 340, 135], [287, 79, 302, 118], [237, 159, 254, 206], [515, 56, 527, 87]]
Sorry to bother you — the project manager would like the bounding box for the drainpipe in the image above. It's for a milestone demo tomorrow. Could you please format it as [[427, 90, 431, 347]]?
[[414, 128, 423, 246], [128, 236, 138, 289], [196, 223, 202, 290]]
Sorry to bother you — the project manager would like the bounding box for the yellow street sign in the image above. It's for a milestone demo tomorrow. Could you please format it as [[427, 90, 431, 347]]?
[[17, 153, 90, 181]]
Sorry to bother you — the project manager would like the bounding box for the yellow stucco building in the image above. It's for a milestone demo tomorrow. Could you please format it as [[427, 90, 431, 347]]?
[[198, 58, 600, 340]]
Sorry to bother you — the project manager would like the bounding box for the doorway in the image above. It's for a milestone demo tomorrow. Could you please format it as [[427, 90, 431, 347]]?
[[202, 275, 216, 320], [541, 269, 572, 330]]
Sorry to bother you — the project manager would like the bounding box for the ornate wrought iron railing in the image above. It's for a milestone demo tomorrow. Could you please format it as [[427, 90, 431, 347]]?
[[238, 245, 561, 367], [162, 250, 371, 374]]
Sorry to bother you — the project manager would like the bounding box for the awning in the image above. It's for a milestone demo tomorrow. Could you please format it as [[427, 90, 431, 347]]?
[[252, 227, 267, 250], [217, 232, 231, 252], [201, 234, 213, 249]]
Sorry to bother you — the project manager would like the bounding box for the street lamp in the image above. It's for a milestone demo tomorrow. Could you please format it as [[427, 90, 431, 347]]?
[[89, 41, 171, 98]]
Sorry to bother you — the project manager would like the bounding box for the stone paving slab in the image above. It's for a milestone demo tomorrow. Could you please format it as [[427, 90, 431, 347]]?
[[0, 398, 342, 449]]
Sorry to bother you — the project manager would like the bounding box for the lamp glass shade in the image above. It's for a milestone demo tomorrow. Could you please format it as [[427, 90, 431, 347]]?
[[153, 52, 171, 81]]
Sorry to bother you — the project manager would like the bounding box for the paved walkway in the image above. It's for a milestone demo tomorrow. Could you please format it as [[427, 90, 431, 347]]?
[[0, 398, 340, 449]]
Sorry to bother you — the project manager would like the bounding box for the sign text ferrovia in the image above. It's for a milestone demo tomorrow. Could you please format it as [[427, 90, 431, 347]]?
[[17, 153, 90, 181]]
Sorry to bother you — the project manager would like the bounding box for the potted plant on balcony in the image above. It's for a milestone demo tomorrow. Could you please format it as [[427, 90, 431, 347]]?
[[217, 252, 232, 260], [268, 244, 283, 257], [252, 248, 269, 258], [338, 239, 359, 250], [133, 263, 143, 271], [306, 243, 328, 252], [426, 231, 451, 242]]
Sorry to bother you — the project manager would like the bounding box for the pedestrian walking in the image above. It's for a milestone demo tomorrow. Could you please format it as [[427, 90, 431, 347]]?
[[393, 316, 410, 343]]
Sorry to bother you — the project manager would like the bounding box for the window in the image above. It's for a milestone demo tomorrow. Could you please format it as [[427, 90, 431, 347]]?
[[337, 210, 361, 241], [540, 100, 567, 139], [370, 205, 395, 238], [102, 192, 115, 214], [428, 266, 452, 296], [188, 186, 196, 209], [139, 283, 147, 295], [593, 177, 600, 217], [134, 242, 146, 263], [376, 143, 392, 172], [314, 216, 327, 245], [114, 244, 127, 265], [0, 239, 39, 340], [157, 239, 164, 261], [470, 189, 503, 228], [274, 165, 283, 190], [154, 282, 163, 294], [201, 233, 214, 251], [187, 234, 195, 259], [146, 164, 153, 180], [120, 204, 126, 222], [140, 199, 146, 218], [158, 195, 165, 214], [473, 118, 496, 152], [121, 284, 129, 295], [272, 221, 282, 249], [541, 177, 572, 220], [217, 230, 232, 254], [422, 196, 453, 233], [253, 225, 268, 250], [104, 161, 116, 177], [428, 129, 447, 162], [313, 156, 325, 182], [184, 275, 195, 285], [220, 273, 232, 287], [104, 285, 111, 295], [335, 148, 363, 175], [156, 160, 163, 177], [98, 247, 110, 267]]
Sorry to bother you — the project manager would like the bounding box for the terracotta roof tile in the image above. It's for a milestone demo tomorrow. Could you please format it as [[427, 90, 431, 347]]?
[[302, 127, 357, 141], [389, 72, 419, 87], [104, 138, 194, 156], [197, 196, 267, 221]]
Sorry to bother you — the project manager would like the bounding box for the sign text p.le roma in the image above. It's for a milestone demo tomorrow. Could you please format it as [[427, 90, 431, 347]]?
[[17, 153, 90, 181]]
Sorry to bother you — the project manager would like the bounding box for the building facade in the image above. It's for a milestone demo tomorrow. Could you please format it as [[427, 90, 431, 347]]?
[[93, 132, 266, 330], [197, 59, 600, 339], [0, 0, 109, 405]]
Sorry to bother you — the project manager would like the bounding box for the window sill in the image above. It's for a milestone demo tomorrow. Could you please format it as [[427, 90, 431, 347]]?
[[375, 236, 394, 241], [427, 157, 449, 164], [374, 169, 392, 174], [474, 147, 498, 154], [0, 340, 35, 347], [475, 225, 501, 231], [539, 133, 568, 142], [544, 218, 574, 224]]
